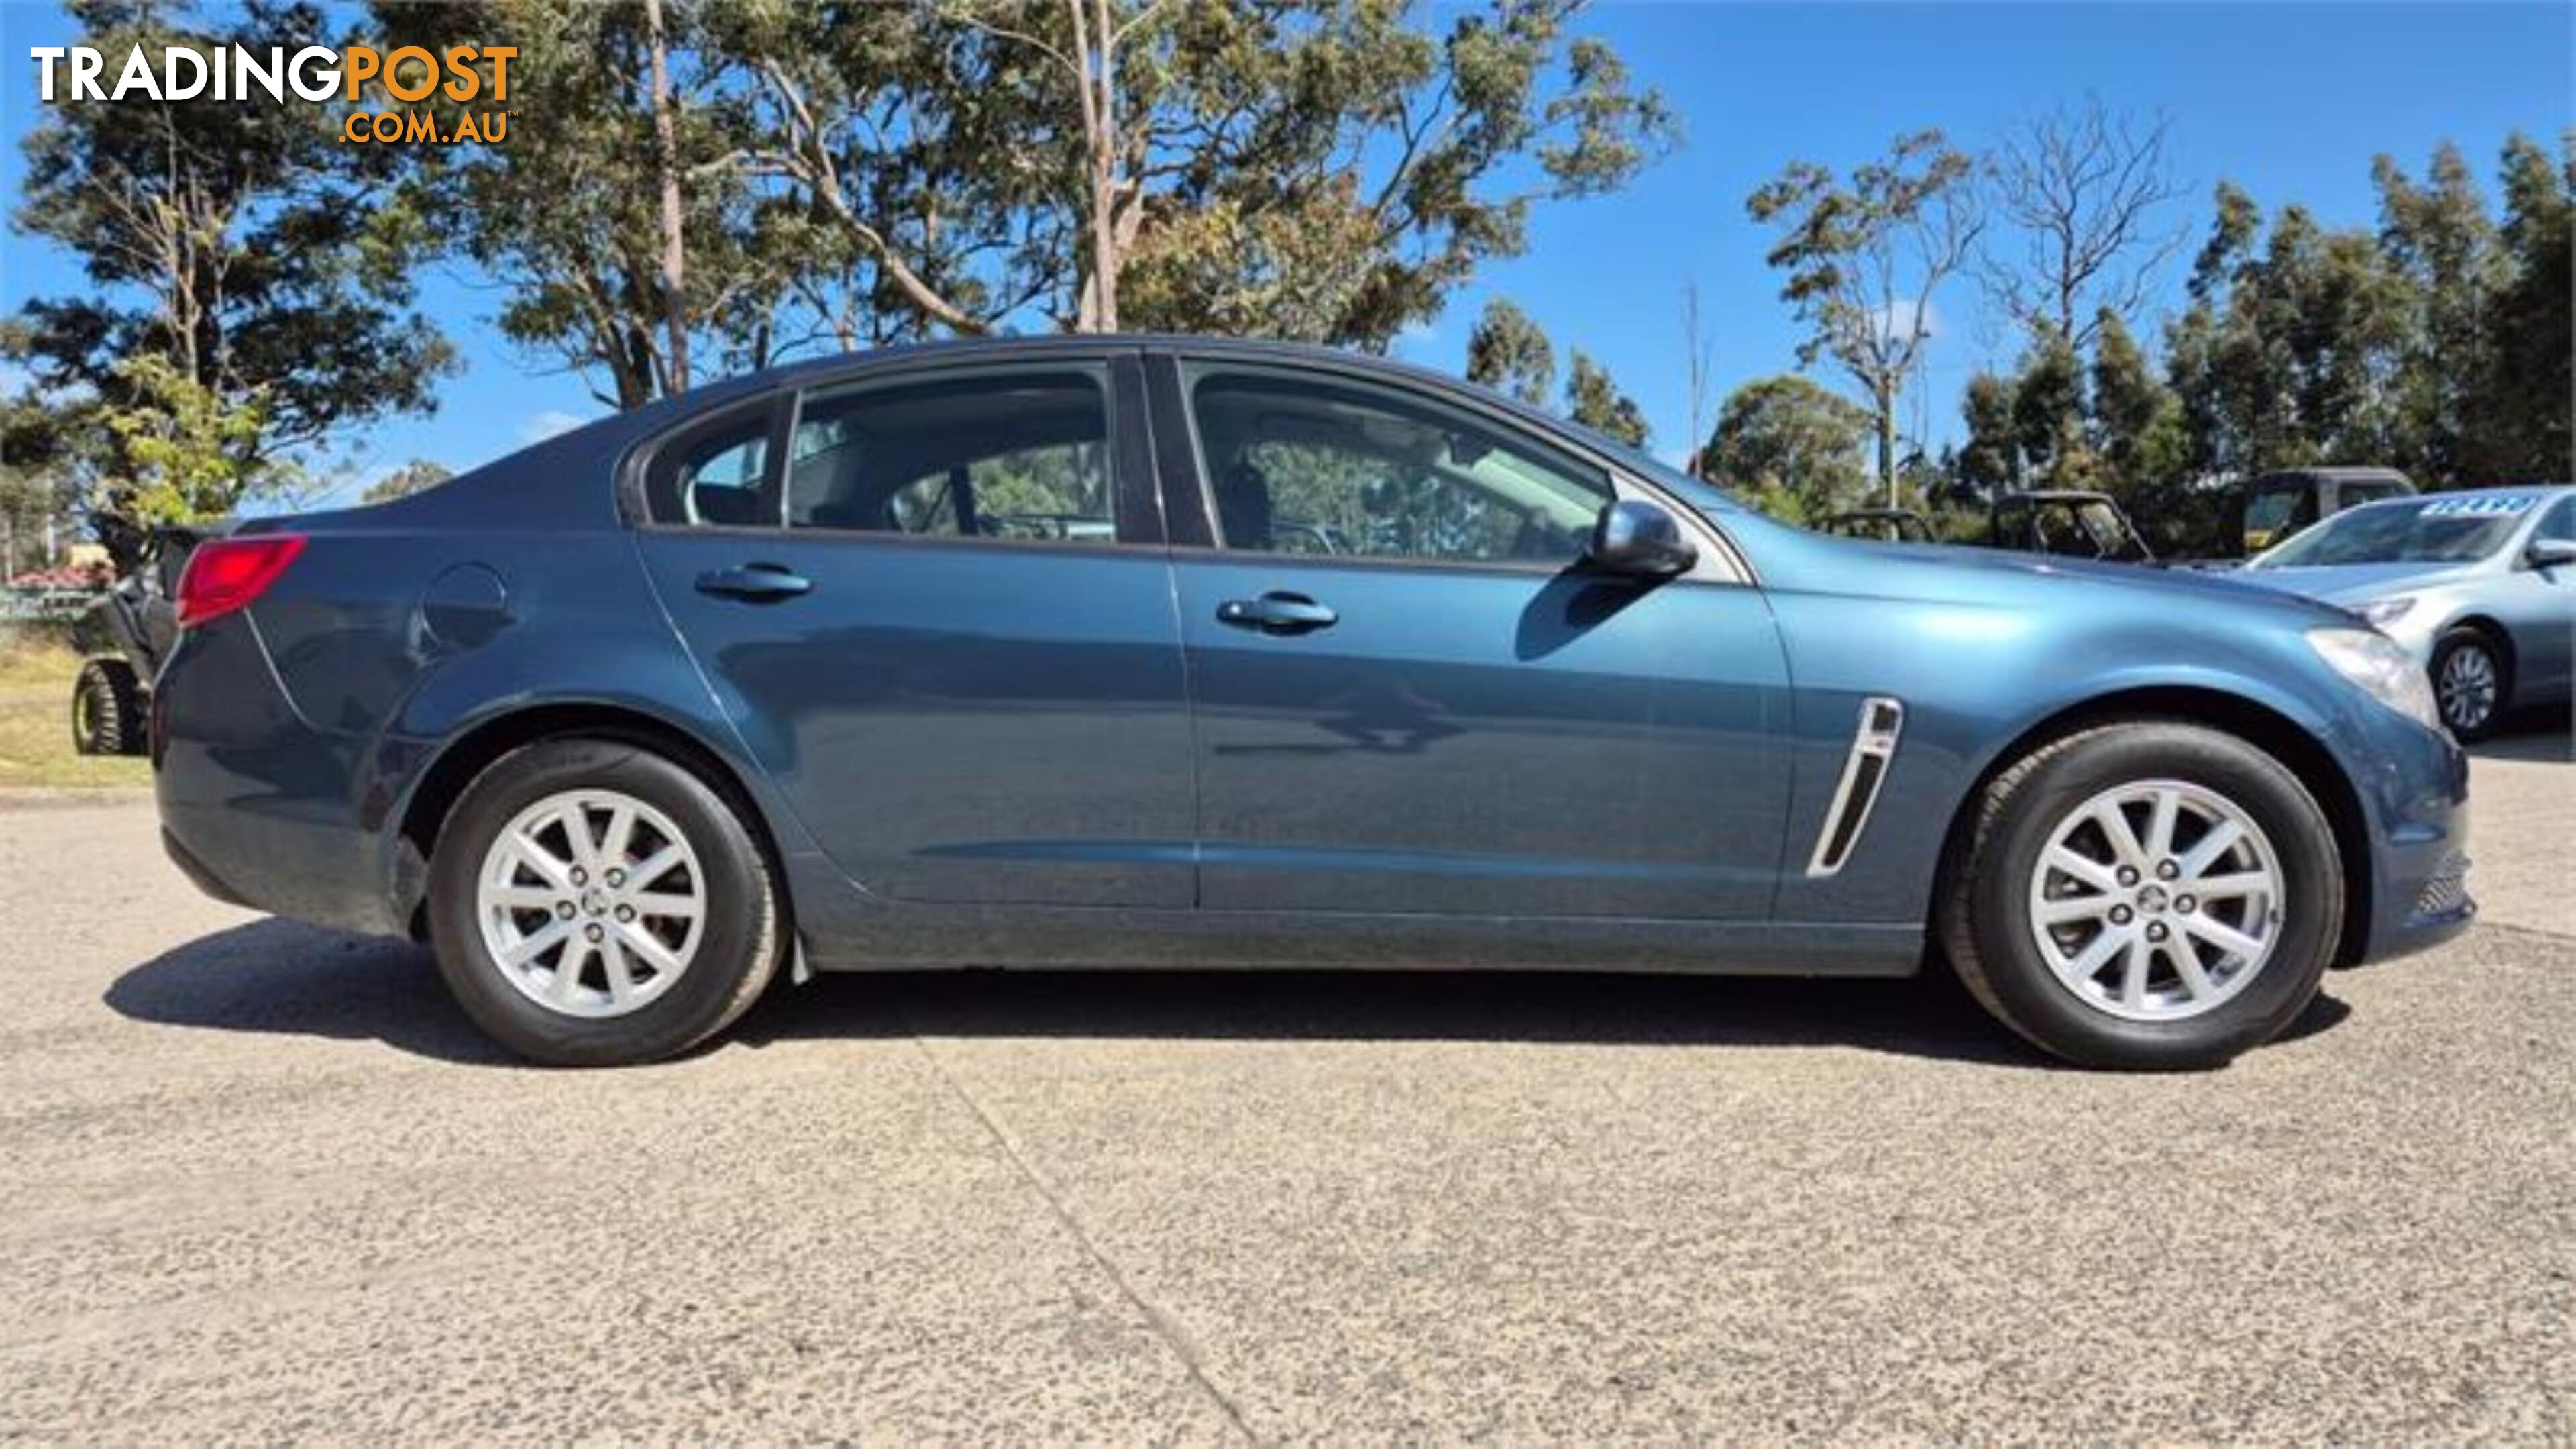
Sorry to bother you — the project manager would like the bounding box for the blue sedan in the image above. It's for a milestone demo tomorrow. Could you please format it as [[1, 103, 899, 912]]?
[[152, 338, 2473, 1068]]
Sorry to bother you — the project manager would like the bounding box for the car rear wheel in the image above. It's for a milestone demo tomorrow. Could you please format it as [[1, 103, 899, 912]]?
[[1939, 722, 2341, 1070], [71, 658, 144, 756], [2430, 627, 2509, 741], [427, 739, 782, 1066]]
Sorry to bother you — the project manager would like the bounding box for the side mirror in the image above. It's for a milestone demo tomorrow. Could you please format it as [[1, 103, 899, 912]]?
[[2526, 537, 2576, 570], [1586, 499, 1699, 578]]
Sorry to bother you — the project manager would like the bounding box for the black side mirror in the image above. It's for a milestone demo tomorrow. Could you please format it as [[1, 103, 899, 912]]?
[[2525, 537, 2576, 570], [1586, 498, 1698, 578]]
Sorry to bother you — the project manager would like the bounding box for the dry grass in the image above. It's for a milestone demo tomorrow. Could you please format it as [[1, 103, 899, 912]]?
[[0, 631, 152, 790]]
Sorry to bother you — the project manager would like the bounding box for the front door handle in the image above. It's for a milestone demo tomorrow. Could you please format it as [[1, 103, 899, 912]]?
[[696, 564, 812, 602], [1217, 591, 1338, 635]]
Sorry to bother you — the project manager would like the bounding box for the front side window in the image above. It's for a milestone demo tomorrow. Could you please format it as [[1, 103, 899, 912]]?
[[786, 369, 1117, 543], [1183, 366, 1611, 565], [2533, 494, 2576, 544]]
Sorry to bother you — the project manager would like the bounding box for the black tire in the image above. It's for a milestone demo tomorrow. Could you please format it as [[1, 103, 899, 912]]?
[[1939, 722, 2342, 1071], [2430, 627, 2511, 742], [427, 739, 784, 1067], [71, 658, 144, 756]]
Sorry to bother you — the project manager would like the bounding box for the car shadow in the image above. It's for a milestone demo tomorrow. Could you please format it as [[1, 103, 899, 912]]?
[[2469, 703, 2573, 763], [106, 917, 2353, 1071]]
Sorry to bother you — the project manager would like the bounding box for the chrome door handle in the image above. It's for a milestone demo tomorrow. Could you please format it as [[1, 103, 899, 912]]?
[[1216, 591, 1338, 635]]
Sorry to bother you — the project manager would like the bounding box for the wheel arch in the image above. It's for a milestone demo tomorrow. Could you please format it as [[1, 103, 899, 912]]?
[[2440, 614, 2516, 675], [1929, 684, 2374, 969], [392, 700, 794, 943]]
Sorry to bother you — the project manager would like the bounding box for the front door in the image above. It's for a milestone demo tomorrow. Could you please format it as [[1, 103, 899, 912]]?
[[633, 356, 1197, 907], [1157, 358, 1792, 920]]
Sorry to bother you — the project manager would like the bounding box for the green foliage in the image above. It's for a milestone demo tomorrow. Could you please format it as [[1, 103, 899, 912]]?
[[1563, 351, 1646, 448], [2009, 325, 2093, 488], [13, 0, 453, 551], [1747, 129, 1982, 488], [361, 459, 455, 505], [1700, 375, 1872, 519], [379, 0, 1674, 405], [2163, 136, 2574, 491], [1465, 299, 1556, 405], [1103, 0, 1678, 345], [101, 356, 271, 526], [1948, 135, 2574, 556]]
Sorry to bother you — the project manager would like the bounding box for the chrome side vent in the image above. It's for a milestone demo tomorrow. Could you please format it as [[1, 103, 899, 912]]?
[[1807, 696, 1905, 878]]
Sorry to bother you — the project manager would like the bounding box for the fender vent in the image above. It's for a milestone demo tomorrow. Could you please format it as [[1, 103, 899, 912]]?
[[1807, 697, 1904, 878]]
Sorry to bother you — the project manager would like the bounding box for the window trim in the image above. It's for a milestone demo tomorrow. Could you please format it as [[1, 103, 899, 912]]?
[[1149, 349, 1752, 586], [627, 395, 792, 530], [620, 351, 1164, 549]]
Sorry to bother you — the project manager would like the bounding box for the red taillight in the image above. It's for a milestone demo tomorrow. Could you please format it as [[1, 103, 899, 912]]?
[[176, 535, 306, 627]]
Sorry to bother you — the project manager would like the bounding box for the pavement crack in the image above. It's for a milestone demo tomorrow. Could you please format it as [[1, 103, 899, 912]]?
[[900, 1022, 1257, 1444]]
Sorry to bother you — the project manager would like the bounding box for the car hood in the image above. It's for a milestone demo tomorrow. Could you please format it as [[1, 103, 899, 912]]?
[[2229, 561, 2479, 605]]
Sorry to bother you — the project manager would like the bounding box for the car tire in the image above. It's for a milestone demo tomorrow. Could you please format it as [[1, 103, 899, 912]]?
[[71, 658, 144, 756], [427, 739, 784, 1067], [2430, 627, 2510, 742], [1939, 721, 2342, 1071]]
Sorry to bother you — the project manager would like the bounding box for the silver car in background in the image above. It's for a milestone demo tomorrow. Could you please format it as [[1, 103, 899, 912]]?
[[2237, 485, 2576, 739]]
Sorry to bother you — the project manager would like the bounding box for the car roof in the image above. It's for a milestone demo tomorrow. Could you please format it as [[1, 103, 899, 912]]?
[[2253, 466, 2413, 484]]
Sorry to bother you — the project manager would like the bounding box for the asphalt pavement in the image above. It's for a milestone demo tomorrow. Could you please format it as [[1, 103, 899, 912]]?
[[1, 739, 2570, 1442]]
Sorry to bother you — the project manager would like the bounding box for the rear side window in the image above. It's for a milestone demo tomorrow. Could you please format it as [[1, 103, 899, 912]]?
[[643, 404, 781, 527], [786, 369, 1117, 543]]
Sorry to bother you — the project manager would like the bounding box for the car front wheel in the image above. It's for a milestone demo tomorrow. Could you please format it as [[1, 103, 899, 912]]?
[[1940, 722, 2342, 1071], [2431, 627, 2509, 741], [427, 739, 783, 1067]]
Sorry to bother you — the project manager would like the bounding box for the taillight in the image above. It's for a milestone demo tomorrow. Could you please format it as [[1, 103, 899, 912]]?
[[176, 535, 307, 627]]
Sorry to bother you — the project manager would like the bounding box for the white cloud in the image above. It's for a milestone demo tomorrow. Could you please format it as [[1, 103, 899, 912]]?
[[1869, 299, 1943, 344], [519, 409, 587, 445], [1392, 319, 1441, 355]]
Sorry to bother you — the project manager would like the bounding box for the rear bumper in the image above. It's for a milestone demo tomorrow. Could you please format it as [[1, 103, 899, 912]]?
[[152, 616, 407, 937]]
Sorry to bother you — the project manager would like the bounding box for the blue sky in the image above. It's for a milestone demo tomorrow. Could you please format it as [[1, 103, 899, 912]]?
[[3, 2, 2569, 500]]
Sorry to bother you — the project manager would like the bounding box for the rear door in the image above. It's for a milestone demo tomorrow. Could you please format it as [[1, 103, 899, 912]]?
[[632, 353, 1197, 907], [1150, 352, 1793, 920]]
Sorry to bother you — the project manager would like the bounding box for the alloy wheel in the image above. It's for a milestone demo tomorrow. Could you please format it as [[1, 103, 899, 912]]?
[[2438, 643, 2499, 733], [2025, 779, 2286, 1022], [475, 788, 708, 1019]]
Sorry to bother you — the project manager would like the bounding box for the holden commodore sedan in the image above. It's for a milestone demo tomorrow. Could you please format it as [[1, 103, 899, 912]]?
[[154, 337, 2473, 1069], [2234, 486, 2576, 740]]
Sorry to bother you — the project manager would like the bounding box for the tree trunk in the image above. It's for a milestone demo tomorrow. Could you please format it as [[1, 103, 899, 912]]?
[[644, 0, 690, 393], [1875, 380, 1898, 506], [1068, 0, 1120, 332]]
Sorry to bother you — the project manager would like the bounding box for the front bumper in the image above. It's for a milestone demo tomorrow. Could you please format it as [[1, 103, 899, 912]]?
[[2343, 709, 2475, 965]]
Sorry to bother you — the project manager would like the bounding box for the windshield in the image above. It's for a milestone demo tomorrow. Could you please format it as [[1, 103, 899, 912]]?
[[2252, 494, 2536, 568], [2243, 486, 2304, 534]]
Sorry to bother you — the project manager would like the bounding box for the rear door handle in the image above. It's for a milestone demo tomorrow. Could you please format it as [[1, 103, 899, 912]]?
[[1216, 591, 1338, 635], [696, 564, 812, 602]]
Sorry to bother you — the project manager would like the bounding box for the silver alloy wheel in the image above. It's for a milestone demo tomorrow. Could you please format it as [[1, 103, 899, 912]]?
[[475, 788, 707, 1019], [2025, 778, 2286, 1022], [2438, 642, 2499, 731]]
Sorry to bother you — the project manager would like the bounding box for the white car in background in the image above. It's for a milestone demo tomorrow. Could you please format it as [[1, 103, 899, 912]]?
[[2237, 486, 2576, 739]]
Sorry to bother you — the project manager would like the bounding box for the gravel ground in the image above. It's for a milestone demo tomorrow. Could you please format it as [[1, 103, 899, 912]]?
[[1, 741, 2569, 1443]]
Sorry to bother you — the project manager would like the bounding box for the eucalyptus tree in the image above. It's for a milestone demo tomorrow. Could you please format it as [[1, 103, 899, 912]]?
[[1748, 129, 1983, 500], [13, 0, 453, 548]]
